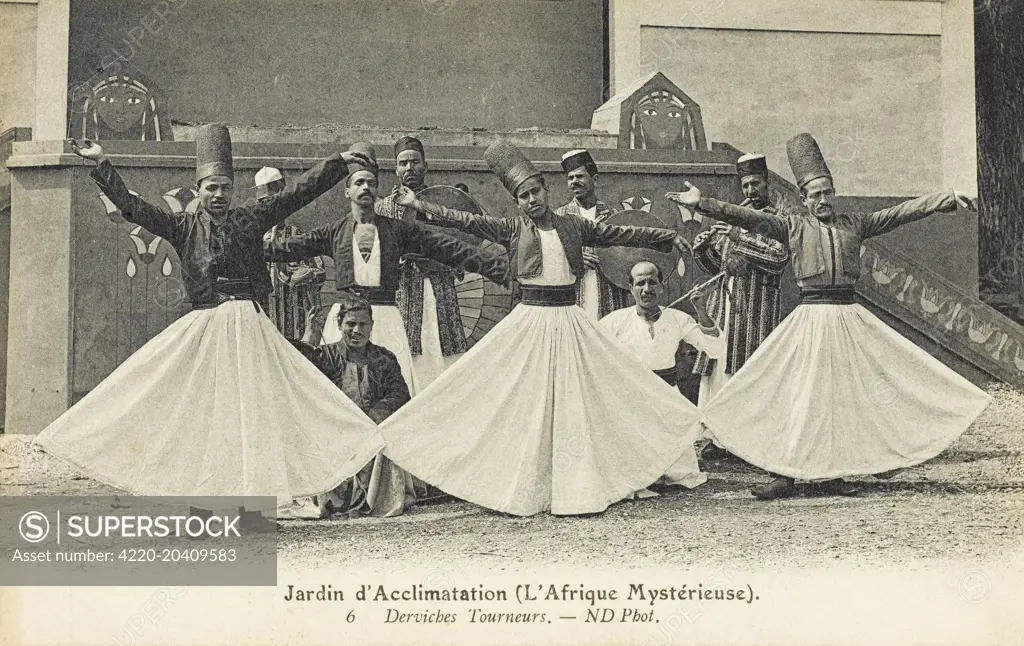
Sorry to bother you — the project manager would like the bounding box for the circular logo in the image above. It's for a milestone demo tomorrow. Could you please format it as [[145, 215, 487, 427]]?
[[19, 511, 50, 543], [869, 376, 901, 408], [958, 570, 991, 604], [552, 451, 573, 473], [422, 568, 455, 590], [153, 277, 187, 310]]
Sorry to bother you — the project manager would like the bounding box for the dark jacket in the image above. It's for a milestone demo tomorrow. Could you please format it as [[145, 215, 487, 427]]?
[[695, 192, 958, 287], [89, 155, 350, 308], [289, 340, 410, 424], [264, 211, 510, 300], [417, 203, 676, 280]]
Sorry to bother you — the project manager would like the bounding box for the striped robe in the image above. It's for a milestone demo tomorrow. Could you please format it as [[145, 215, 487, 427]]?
[[375, 194, 467, 357], [554, 198, 632, 319], [692, 202, 789, 376]]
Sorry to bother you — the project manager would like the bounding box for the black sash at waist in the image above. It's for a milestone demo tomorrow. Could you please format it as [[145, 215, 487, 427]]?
[[800, 286, 856, 305], [192, 278, 262, 312], [339, 287, 398, 306], [520, 285, 577, 307]]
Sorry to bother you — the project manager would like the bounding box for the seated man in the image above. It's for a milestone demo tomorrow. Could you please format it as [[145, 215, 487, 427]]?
[[601, 260, 725, 389], [281, 295, 413, 519], [600, 260, 725, 497]]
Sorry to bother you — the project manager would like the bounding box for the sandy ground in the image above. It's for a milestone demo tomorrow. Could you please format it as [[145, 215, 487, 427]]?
[[2, 382, 1022, 574]]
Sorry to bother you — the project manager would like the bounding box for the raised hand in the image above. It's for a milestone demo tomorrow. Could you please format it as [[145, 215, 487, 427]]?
[[665, 182, 702, 208], [392, 184, 419, 209], [69, 138, 105, 163], [953, 191, 977, 212], [341, 150, 374, 169], [302, 306, 326, 345]]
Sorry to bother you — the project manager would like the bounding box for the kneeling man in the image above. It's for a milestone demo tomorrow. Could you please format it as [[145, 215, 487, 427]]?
[[284, 295, 413, 518]]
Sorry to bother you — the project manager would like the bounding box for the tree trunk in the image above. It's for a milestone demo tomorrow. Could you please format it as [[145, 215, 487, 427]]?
[[976, 0, 1024, 320]]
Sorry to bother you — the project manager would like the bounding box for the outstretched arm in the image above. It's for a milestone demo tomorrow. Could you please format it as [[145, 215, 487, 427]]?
[[247, 150, 375, 230], [393, 185, 514, 247], [395, 220, 511, 287], [859, 190, 975, 239], [667, 182, 788, 243], [264, 223, 336, 263], [577, 217, 693, 257], [71, 139, 183, 244]]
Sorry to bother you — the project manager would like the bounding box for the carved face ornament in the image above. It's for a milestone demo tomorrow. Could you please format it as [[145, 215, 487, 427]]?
[[92, 78, 152, 133]]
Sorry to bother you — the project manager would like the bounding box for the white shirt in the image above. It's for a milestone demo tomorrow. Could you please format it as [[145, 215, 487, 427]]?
[[575, 205, 601, 321], [600, 306, 726, 371], [352, 225, 381, 287], [519, 228, 576, 287]]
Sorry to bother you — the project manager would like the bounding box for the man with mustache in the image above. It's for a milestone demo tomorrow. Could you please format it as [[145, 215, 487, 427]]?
[[601, 260, 725, 497], [283, 295, 412, 518], [554, 149, 632, 320], [264, 142, 509, 516], [381, 140, 710, 517], [690, 153, 789, 458], [374, 136, 469, 390], [33, 126, 385, 510], [667, 132, 991, 500], [602, 261, 724, 393]]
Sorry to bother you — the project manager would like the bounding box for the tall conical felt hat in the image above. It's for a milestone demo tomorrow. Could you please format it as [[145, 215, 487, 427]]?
[[786, 133, 831, 189], [484, 139, 542, 197], [195, 123, 233, 183]]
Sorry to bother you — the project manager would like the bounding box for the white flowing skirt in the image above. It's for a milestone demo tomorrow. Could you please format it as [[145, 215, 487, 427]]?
[[32, 302, 385, 506], [379, 303, 708, 517], [701, 303, 993, 480]]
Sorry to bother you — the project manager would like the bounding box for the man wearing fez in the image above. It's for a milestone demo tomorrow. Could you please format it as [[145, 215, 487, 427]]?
[[282, 295, 412, 519], [384, 139, 709, 517], [34, 126, 385, 508], [264, 142, 509, 516], [252, 167, 328, 339], [554, 149, 632, 320], [375, 136, 468, 390], [691, 153, 789, 458], [667, 133, 991, 500]]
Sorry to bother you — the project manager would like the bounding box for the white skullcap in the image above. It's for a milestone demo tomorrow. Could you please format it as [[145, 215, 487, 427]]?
[[254, 167, 284, 186]]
